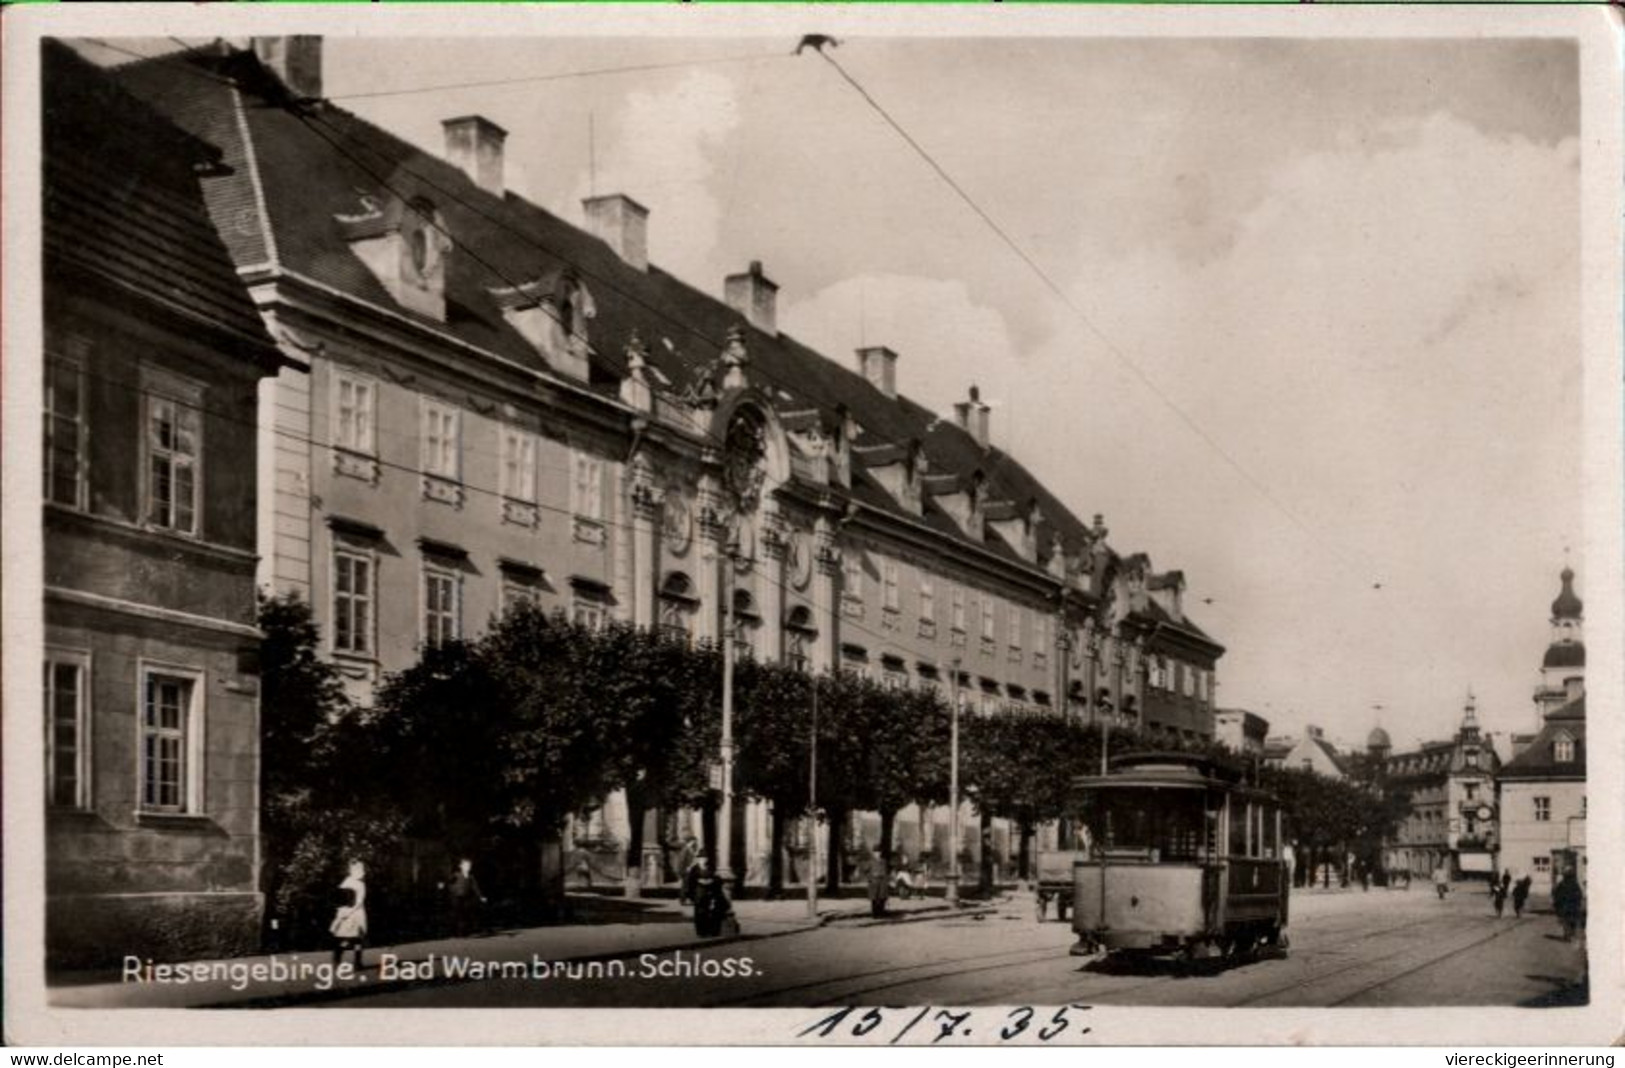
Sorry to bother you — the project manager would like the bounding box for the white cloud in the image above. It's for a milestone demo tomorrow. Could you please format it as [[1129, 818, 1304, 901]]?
[[781, 273, 1021, 436], [1020, 112, 1580, 746], [568, 70, 741, 286]]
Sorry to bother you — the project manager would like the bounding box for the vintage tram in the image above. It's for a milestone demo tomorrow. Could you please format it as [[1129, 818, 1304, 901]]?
[[1067, 751, 1290, 961]]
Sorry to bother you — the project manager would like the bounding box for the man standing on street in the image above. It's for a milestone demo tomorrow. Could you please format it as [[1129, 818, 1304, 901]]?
[[442, 857, 487, 937], [1432, 863, 1451, 900]]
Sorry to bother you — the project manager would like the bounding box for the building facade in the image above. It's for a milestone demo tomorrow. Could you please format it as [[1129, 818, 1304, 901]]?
[[1263, 725, 1346, 778], [1374, 698, 1501, 881], [1498, 567, 1586, 895], [118, 37, 1222, 892], [1215, 708, 1270, 755], [42, 44, 284, 966]]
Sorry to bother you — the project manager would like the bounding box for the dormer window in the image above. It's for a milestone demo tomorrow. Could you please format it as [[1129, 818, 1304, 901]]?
[[488, 270, 595, 381], [1554, 733, 1575, 763], [336, 193, 450, 322]]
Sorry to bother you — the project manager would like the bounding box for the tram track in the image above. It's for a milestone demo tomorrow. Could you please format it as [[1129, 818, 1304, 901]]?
[[1225, 914, 1532, 1008], [726, 903, 1526, 1009], [1320, 915, 1537, 1007], [716, 941, 1072, 1007]]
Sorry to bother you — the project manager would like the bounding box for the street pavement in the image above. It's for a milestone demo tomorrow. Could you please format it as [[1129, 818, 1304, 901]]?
[[54, 880, 1583, 1010], [48, 889, 981, 1009], [339, 883, 1587, 1009]]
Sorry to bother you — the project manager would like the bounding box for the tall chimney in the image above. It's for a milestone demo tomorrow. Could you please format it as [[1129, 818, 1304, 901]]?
[[725, 260, 778, 336], [953, 384, 991, 449], [584, 194, 649, 272], [442, 115, 507, 198], [856, 346, 898, 399], [252, 36, 323, 102]]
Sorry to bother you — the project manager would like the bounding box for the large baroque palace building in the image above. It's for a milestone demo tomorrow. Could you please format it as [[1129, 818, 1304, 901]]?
[[115, 38, 1222, 888]]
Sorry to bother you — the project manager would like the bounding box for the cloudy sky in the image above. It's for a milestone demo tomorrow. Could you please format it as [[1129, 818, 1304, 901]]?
[[89, 29, 1586, 755]]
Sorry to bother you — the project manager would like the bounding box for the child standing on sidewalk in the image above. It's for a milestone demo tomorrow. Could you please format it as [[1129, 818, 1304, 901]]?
[[330, 859, 368, 971]]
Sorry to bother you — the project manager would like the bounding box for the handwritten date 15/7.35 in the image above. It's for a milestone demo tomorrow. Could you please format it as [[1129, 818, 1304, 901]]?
[[798, 1005, 1092, 1044]]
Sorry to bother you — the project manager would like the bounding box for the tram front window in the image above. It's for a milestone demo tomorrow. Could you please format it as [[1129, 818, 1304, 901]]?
[[1079, 788, 1212, 863]]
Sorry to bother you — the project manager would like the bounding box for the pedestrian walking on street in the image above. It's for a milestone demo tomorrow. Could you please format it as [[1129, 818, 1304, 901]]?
[[866, 849, 890, 919], [1432, 863, 1450, 900], [680, 837, 703, 906], [440, 857, 486, 937], [1512, 875, 1532, 917], [1499, 869, 1513, 897], [1490, 878, 1508, 917], [1552, 871, 1584, 942], [329, 859, 368, 971], [693, 859, 737, 938]]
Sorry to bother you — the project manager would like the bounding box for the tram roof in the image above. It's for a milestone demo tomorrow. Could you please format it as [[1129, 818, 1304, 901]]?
[[1070, 751, 1278, 799]]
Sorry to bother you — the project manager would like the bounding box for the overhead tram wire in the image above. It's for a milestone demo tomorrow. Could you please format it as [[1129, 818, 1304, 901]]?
[[808, 45, 1385, 588], [326, 51, 792, 103]]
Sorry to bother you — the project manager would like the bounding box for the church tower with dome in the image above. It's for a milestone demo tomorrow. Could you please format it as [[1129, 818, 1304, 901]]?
[[1534, 565, 1584, 723], [1497, 565, 1587, 893]]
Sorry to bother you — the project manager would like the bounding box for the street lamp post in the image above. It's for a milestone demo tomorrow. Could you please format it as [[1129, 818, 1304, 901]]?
[[718, 535, 739, 885], [807, 676, 819, 919], [947, 657, 961, 905]]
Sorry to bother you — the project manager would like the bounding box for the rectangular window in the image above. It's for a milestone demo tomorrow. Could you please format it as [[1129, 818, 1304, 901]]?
[[919, 577, 935, 621], [333, 549, 374, 655], [1010, 606, 1024, 650], [145, 392, 200, 534], [882, 560, 900, 611], [44, 359, 85, 508], [1533, 796, 1551, 823], [571, 451, 605, 521], [422, 564, 461, 648], [501, 578, 541, 615], [1554, 737, 1575, 763], [334, 373, 376, 455], [951, 586, 966, 631], [1533, 856, 1551, 874], [140, 668, 199, 813], [573, 597, 609, 632], [421, 399, 461, 480], [45, 652, 89, 808], [981, 599, 996, 641], [501, 427, 539, 504]]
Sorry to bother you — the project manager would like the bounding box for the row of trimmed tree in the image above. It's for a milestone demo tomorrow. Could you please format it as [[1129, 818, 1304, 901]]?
[[258, 593, 1408, 942]]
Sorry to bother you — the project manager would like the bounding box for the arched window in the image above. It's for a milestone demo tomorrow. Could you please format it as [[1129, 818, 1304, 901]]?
[[659, 572, 697, 644], [731, 588, 759, 659], [784, 605, 817, 673]]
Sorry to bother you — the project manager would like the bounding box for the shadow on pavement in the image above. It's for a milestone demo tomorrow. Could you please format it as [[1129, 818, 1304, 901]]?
[[1077, 946, 1283, 980], [1520, 974, 1588, 1008]]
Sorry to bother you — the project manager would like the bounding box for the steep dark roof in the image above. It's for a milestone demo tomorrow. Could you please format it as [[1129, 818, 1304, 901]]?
[[1500, 696, 1586, 779], [111, 44, 1218, 618], [43, 42, 278, 358], [1542, 641, 1585, 670]]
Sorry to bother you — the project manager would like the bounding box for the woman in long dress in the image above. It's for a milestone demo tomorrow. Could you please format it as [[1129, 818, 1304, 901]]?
[[330, 859, 368, 970]]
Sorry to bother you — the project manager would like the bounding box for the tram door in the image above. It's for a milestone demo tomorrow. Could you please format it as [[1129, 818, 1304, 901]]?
[[1224, 793, 1284, 927]]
